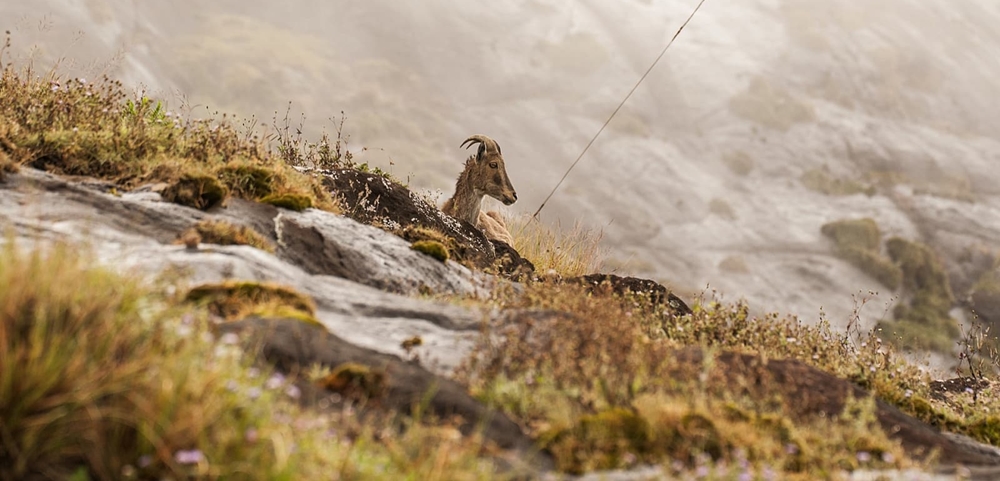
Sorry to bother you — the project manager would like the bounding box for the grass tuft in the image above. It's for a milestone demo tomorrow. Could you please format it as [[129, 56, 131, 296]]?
[[184, 280, 317, 322], [183, 219, 275, 252], [160, 173, 229, 210]]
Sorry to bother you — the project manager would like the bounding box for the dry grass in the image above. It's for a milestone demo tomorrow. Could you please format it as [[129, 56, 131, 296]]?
[[503, 212, 605, 277], [0, 239, 507, 480], [0, 65, 338, 212], [178, 219, 276, 253], [456, 279, 1000, 477]]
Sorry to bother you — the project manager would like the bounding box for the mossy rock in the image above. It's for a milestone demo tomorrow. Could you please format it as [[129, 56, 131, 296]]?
[[317, 362, 387, 401], [184, 280, 316, 321], [873, 238, 959, 352], [971, 271, 1000, 323], [877, 316, 957, 352], [821, 218, 881, 252], [217, 163, 275, 198], [839, 246, 902, 290], [821, 218, 900, 289], [161, 173, 228, 210], [260, 193, 313, 211], [411, 240, 449, 263], [191, 219, 275, 252], [802, 168, 875, 197], [886, 237, 955, 305]]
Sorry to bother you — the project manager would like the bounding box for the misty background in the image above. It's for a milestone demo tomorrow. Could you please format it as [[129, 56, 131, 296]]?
[[5, 0, 1000, 353]]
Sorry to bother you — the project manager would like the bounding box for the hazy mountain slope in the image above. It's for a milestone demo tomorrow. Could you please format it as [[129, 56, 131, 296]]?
[[5, 0, 1000, 347]]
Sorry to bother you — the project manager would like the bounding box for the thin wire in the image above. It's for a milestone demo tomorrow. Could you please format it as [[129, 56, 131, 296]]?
[[532, 0, 709, 219]]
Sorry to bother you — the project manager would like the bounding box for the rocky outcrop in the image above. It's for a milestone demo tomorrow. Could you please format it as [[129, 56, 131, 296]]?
[[565, 273, 693, 316], [6, 166, 1000, 478], [218, 316, 553, 472], [312, 167, 535, 278], [0, 167, 488, 374]]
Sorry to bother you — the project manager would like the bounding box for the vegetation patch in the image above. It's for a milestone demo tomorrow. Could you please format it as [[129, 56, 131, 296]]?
[[316, 362, 388, 402], [0, 67, 336, 212], [802, 167, 876, 196], [728, 76, 816, 131], [879, 237, 959, 352], [722, 150, 754, 176], [0, 239, 503, 480], [459, 282, 930, 478], [410, 240, 449, 263], [184, 280, 317, 323], [505, 212, 605, 277], [821, 218, 902, 290], [160, 173, 229, 210], [183, 218, 275, 252]]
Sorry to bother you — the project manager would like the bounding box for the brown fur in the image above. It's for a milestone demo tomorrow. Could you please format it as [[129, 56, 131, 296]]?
[[442, 135, 517, 245]]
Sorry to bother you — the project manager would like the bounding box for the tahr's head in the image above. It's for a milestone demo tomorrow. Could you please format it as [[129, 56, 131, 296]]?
[[461, 134, 517, 205]]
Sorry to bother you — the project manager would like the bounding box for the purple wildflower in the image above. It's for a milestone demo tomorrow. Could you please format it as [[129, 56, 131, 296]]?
[[174, 449, 205, 465]]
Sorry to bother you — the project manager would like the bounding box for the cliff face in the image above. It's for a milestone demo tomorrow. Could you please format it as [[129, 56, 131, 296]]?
[[5, 0, 1000, 336]]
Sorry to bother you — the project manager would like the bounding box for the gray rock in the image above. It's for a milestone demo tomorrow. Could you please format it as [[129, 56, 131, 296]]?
[[0, 168, 489, 374]]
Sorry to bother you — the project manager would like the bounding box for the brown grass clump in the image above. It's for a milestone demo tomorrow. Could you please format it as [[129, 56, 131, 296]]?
[[504, 213, 605, 277], [0, 66, 337, 212], [179, 218, 276, 252], [184, 280, 319, 325]]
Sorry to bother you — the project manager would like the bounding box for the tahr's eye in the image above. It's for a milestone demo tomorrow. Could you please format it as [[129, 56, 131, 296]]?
[[489, 162, 498, 169]]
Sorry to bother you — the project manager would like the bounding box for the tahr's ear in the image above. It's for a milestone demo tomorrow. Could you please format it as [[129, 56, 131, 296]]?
[[477, 143, 486, 161]]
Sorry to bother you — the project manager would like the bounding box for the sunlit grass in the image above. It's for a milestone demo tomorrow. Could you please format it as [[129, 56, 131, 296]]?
[[504, 212, 606, 278]]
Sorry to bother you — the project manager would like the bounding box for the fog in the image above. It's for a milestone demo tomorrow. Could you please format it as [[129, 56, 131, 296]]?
[[5, 0, 1000, 339]]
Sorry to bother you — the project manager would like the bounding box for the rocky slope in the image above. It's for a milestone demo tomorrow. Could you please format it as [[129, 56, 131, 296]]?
[[4, 0, 999, 345], [4, 165, 1000, 479]]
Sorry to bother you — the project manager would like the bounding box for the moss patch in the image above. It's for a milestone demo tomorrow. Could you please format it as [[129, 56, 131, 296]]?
[[821, 218, 901, 290], [261, 193, 313, 211], [184, 280, 316, 322], [410, 240, 449, 263]]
